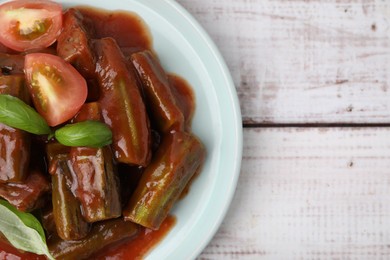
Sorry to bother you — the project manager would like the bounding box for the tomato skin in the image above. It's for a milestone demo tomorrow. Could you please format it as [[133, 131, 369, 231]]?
[[0, 0, 63, 52], [24, 53, 88, 127]]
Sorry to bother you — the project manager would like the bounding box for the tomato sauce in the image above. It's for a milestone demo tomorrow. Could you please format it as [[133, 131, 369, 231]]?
[[168, 74, 195, 130], [0, 238, 46, 260], [77, 6, 152, 55], [93, 215, 176, 260]]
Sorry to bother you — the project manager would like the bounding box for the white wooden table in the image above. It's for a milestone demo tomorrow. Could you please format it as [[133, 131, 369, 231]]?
[[176, 0, 390, 259]]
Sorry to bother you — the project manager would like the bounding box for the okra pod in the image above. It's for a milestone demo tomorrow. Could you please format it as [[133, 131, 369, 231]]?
[[131, 50, 184, 133], [56, 8, 100, 101], [57, 8, 95, 79], [94, 38, 151, 166], [70, 146, 121, 222], [0, 75, 31, 183], [123, 131, 205, 229], [0, 170, 50, 212], [48, 218, 139, 260], [51, 158, 90, 240], [69, 102, 122, 222], [46, 142, 71, 169]]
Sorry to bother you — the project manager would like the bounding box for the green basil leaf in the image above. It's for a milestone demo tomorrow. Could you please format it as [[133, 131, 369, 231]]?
[[0, 199, 54, 260], [0, 95, 51, 135], [55, 120, 112, 148]]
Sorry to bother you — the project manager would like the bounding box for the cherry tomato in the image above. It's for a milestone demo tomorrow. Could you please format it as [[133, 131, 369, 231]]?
[[24, 53, 88, 127], [0, 0, 62, 52]]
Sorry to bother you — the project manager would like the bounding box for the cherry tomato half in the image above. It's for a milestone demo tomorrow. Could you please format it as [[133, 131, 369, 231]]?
[[25, 53, 88, 127], [0, 0, 62, 52]]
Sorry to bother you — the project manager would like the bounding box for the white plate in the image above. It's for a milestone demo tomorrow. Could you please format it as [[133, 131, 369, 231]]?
[[64, 0, 242, 259]]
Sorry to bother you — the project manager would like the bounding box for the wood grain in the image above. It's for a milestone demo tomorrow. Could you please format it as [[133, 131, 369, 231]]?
[[198, 128, 390, 259], [176, 0, 390, 124], [173, 1, 390, 259]]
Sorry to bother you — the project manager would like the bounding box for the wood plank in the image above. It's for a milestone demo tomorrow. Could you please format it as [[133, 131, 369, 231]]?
[[176, 0, 390, 124], [198, 127, 390, 259]]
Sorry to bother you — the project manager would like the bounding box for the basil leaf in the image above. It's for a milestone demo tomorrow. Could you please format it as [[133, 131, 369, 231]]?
[[0, 95, 51, 135], [55, 120, 112, 148], [0, 200, 54, 260]]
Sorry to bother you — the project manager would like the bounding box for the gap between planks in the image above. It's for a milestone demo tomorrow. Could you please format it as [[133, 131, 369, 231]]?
[[243, 123, 390, 128]]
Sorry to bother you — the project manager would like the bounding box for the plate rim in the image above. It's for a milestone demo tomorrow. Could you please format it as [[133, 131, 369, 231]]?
[[0, 0, 243, 258]]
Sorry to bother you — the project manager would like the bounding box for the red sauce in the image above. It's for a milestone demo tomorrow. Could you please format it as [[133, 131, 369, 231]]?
[[0, 238, 45, 260], [77, 6, 152, 54], [93, 215, 176, 260], [168, 74, 195, 130]]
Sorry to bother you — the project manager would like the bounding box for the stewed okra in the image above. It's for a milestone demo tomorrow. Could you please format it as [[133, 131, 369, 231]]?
[[0, 0, 205, 259]]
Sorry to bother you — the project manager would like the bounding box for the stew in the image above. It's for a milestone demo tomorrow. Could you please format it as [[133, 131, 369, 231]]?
[[0, 1, 205, 259]]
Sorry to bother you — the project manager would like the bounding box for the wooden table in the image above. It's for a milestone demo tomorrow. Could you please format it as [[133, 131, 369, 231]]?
[[176, 0, 390, 259]]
